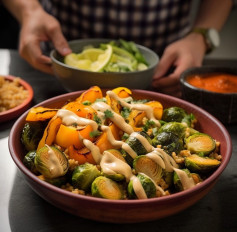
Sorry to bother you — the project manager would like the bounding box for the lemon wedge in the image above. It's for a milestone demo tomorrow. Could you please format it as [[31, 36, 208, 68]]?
[[64, 45, 113, 72]]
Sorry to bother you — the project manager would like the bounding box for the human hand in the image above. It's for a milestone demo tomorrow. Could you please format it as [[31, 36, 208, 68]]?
[[152, 33, 206, 98], [19, 8, 72, 74]]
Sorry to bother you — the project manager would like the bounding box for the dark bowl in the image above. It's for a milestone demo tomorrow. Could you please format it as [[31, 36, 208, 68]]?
[[180, 66, 237, 124], [8, 89, 232, 223], [50, 39, 159, 91]]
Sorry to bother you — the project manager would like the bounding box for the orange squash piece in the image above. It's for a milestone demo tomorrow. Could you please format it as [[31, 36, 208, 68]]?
[[145, 101, 163, 120], [127, 110, 146, 132], [95, 123, 121, 153], [76, 86, 103, 103], [106, 87, 132, 113], [37, 117, 62, 150], [55, 124, 94, 149], [26, 107, 58, 121], [68, 123, 121, 165], [62, 101, 96, 119], [68, 146, 96, 165]]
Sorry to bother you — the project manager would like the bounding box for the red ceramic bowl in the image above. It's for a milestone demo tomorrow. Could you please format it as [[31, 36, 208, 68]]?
[[8, 90, 232, 223], [0, 75, 33, 123]]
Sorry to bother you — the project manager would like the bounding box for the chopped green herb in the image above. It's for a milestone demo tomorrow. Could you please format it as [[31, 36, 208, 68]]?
[[121, 107, 131, 119], [104, 109, 114, 119], [93, 114, 102, 125], [122, 133, 129, 141], [90, 130, 102, 138], [95, 98, 107, 103], [143, 120, 155, 132], [82, 100, 91, 106]]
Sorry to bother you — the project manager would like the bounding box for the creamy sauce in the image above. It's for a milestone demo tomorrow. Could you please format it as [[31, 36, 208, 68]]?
[[46, 145, 65, 178], [130, 132, 153, 153], [53, 91, 196, 198], [101, 151, 133, 181], [131, 175, 148, 199], [91, 101, 134, 134], [57, 109, 98, 131], [83, 139, 102, 164], [107, 91, 160, 127], [173, 168, 195, 190]]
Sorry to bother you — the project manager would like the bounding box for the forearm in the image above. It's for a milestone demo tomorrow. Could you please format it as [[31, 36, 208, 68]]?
[[1, 0, 43, 24], [193, 0, 233, 30]]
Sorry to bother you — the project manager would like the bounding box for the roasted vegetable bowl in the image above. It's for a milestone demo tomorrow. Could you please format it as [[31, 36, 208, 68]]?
[[9, 87, 232, 223]]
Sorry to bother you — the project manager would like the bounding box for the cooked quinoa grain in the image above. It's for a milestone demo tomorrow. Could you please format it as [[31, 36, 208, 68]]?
[[0, 76, 29, 112]]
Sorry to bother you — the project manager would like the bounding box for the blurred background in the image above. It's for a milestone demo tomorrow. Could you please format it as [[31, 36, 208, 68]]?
[[0, 1, 237, 59]]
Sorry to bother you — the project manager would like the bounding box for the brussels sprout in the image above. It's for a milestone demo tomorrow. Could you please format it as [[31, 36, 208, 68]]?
[[162, 107, 187, 122], [121, 131, 152, 165], [181, 113, 196, 127], [106, 149, 126, 162], [163, 171, 174, 188], [35, 145, 69, 178], [186, 133, 216, 155], [45, 176, 68, 187], [91, 176, 124, 200], [23, 150, 39, 174], [72, 163, 100, 191], [185, 154, 221, 173], [21, 122, 46, 151], [158, 122, 187, 138], [173, 168, 191, 192], [152, 132, 183, 155], [133, 155, 163, 183], [127, 173, 156, 199]]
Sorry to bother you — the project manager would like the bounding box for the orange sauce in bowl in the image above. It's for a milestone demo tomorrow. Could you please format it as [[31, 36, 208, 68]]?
[[187, 74, 237, 93]]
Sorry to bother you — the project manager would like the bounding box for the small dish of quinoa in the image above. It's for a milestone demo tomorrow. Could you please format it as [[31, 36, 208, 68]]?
[[0, 75, 33, 123]]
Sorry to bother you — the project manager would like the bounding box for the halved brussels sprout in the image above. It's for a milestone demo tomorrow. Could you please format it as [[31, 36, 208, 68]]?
[[133, 155, 163, 183], [121, 131, 152, 165], [106, 149, 126, 162], [21, 122, 46, 151], [35, 145, 69, 178], [185, 154, 221, 173], [152, 131, 183, 155], [162, 107, 187, 122], [127, 173, 156, 199], [158, 122, 187, 138], [44, 176, 68, 187], [23, 150, 39, 174], [173, 168, 191, 192], [186, 133, 216, 155], [91, 176, 124, 200], [72, 163, 100, 191]]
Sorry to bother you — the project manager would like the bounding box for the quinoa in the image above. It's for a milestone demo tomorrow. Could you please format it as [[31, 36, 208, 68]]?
[[0, 76, 29, 112]]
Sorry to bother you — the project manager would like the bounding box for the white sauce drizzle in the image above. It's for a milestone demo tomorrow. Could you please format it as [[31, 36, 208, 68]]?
[[57, 109, 98, 131], [173, 168, 195, 190], [91, 101, 134, 134], [107, 91, 160, 127]]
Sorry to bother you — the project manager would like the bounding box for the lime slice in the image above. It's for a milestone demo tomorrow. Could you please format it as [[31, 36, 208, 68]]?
[[65, 45, 113, 72], [89, 45, 113, 72], [64, 53, 80, 67], [77, 48, 105, 61]]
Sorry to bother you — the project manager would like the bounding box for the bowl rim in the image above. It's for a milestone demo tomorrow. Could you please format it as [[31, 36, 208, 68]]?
[[50, 38, 159, 74], [0, 75, 34, 123], [180, 66, 237, 96], [8, 89, 232, 206]]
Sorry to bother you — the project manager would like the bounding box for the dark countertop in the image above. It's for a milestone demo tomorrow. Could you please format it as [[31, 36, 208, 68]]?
[[1, 49, 237, 232]]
